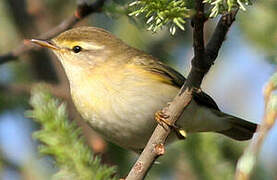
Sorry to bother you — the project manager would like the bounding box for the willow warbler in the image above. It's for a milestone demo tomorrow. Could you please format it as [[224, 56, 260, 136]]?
[[30, 26, 257, 151]]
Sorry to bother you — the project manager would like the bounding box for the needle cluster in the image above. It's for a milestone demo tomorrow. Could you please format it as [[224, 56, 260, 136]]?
[[26, 85, 116, 180]]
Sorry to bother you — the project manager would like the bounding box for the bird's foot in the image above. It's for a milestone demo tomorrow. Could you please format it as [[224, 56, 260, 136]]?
[[155, 110, 171, 128], [155, 110, 187, 139]]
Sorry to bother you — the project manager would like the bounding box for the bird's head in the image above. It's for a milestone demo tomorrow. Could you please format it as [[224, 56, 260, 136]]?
[[30, 26, 129, 69]]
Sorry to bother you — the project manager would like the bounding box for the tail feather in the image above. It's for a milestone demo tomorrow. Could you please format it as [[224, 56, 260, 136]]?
[[217, 116, 257, 141]]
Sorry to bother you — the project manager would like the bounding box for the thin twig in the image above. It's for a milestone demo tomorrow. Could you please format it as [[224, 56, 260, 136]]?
[[235, 75, 277, 180], [0, 83, 69, 100], [0, 0, 107, 65], [0, 148, 21, 172], [126, 3, 238, 180]]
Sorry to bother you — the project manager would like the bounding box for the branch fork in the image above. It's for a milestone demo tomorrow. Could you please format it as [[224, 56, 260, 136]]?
[[126, 1, 239, 179]]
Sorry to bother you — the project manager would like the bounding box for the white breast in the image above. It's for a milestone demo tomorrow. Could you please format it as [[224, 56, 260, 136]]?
[[63, 61, 179, 150]]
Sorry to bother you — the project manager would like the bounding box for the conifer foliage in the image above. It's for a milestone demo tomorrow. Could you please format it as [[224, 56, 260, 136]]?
[[27, 86, 116, 180]]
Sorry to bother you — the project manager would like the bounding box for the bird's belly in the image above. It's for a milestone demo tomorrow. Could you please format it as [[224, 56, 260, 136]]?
[[71, 78, 179, 150]]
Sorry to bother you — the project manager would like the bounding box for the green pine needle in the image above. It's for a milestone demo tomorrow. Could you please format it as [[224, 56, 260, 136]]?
[[26, 85, 116, 180], [204, 0, 251, 17], [129, 0, 190, 35], [128, 0, 252, 34]]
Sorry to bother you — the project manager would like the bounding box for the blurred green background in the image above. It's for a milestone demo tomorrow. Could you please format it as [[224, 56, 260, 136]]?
[[0, 0, 276, 179]]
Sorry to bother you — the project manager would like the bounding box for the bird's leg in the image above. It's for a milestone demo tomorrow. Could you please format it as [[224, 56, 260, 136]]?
[[155, 110, 187, 139]]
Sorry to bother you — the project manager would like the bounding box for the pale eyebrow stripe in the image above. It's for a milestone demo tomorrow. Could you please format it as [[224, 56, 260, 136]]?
[[56, 40, 105, 50], [75, 42, 105, 50]]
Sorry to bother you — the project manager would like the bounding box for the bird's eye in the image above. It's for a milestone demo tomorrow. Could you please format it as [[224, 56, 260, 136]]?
[[72, 46, 82, 53]]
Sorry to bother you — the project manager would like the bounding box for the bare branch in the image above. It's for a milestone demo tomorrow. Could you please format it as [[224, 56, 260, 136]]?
[[205, 9, 239, 65], [192, 0, 205, 61], [0, 0, 107, 65], [235, 75, 277, 180], [0, 83, 69, 100], [126, 3, 238, 180]]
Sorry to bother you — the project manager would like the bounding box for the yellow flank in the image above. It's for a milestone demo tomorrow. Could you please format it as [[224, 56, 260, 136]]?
[[125, 63, 174, 86]]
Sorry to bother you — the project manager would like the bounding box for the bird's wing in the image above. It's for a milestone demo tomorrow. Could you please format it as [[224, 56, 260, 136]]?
[[133, 54, 220, 111]]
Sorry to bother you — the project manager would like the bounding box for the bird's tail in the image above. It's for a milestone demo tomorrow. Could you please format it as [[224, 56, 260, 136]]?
[[215, 112, 257, 141]]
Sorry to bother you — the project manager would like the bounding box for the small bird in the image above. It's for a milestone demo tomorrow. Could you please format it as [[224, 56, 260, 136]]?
[[30, 26, 257, 151]]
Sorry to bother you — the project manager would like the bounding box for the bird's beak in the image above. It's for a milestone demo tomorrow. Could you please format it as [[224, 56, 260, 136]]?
[[30, 39, 60, 50]]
